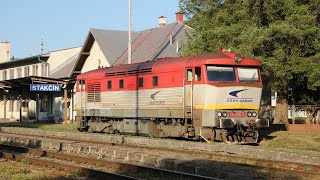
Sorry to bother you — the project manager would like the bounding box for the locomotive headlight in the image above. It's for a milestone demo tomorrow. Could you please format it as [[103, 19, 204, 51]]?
[[217, 112, 222, 117], [234, 54, 243, 63], [247, 112, 252, 117], [252, 112, 257, 117], [222, 112, 227, 117]]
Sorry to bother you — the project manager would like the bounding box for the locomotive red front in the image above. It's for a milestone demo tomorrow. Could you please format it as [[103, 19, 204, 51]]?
[[75, 51, 269, 143]]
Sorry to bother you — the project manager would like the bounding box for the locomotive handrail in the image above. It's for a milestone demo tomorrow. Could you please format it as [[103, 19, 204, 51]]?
[[191, 77, 194, 121], [183, 78, 185, 121]]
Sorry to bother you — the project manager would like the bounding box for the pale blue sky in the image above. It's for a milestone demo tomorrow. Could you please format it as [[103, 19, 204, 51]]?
[[0, 0, 180, 58]]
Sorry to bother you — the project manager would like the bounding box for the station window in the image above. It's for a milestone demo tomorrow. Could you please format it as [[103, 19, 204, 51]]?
[[9, 69, 14, 79], [42, 64, 48, 77], [153, 76, 158, 86], [24, 66, 29, 77], [9, 99, 13, 112], [2, 70, 7, 80], [108, 80, 112, 89], [195, 67, 201, 81], [17, 68, 22, 78], [15, 100, 20, 112], [119, 79, 124, 88], [33, 65, 38, 76], [138, 77, 144, 87], [187, 69, 192, 82]]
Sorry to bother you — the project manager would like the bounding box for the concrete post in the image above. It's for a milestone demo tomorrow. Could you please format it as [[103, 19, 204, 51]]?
[[292, 104, 295, 125], [71, 89, 74, 124], [4, 95, 6, 120], [64, 87, 68, 124], [19, 96, 22, 122], [36, 93, 40, 121]]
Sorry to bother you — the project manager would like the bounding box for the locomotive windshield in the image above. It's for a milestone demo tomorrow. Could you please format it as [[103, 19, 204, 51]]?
[[207, 66, 235, 81], [237, 67, 260, 82]]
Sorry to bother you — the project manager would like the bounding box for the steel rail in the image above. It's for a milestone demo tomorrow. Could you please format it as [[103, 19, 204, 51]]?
[[0, 150, 139, 180], [0, 144, 218, 180]]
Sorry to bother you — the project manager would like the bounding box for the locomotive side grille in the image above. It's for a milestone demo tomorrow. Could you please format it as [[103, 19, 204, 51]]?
[[105, 68, 152, 77], [105, 71, 127, 77], [128, 68, 152, 75], [87, 83, 101, 103]]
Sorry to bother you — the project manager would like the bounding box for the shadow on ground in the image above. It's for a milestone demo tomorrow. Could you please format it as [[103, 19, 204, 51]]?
[[258, 124, 287, 143]]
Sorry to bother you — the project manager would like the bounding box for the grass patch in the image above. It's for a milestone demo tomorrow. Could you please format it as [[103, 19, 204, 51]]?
[[254, 169, 303, 180], [314, 135, 320, 142], [258, 130, 320, 157], [0, 160, 78, 180]]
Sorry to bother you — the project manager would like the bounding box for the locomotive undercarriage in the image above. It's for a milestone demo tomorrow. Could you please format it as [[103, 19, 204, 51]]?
[[199, 125, 259, 144], [77, 115, 259, 144], [213, 125, 259, 144], [76, 116, 197, 139]]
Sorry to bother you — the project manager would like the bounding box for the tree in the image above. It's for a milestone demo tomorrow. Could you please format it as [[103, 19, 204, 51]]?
[[179, 0, 320, 124]]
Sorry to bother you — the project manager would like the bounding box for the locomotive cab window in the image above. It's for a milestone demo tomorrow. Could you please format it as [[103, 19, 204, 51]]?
[[107, 80, 112, 89], [237, 67, 260, 82], [153, 76, 158, 86], [187, 69, 192, 82], [78, 80, 85, 90], [138, 77, 144, 87], [78, 80, 81, 90], [119, 79, 124, 88], [195, 67, 201, 81], [207, 66, 235, 81]]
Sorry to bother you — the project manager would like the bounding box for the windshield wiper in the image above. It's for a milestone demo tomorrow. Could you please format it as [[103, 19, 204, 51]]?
[[251, 72, 257, 81]]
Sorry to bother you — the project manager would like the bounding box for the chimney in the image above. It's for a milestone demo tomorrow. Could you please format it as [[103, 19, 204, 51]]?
[[0, 41, 11, 63], [158, 16, 167, 26], [175, 12, 184, 23]]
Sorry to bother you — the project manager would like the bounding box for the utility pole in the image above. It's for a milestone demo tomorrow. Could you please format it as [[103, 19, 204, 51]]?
[[128, 0, 132, 64]]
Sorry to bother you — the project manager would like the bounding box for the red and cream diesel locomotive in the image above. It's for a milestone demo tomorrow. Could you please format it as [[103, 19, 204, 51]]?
[[75, 50, 269, 143]]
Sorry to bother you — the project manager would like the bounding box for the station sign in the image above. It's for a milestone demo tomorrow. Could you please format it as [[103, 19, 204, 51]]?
[[30, 84, 61, 92]]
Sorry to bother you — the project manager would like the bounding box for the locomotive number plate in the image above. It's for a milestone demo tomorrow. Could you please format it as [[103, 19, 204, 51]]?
[[227, 112, 246, 118]]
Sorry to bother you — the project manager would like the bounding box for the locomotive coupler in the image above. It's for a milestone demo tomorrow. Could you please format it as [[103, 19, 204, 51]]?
[[248, 123, 255, 132]]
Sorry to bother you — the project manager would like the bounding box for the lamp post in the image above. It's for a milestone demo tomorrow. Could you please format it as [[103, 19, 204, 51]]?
[[128, 0, 132, 64], [38, 36, 50, 77]]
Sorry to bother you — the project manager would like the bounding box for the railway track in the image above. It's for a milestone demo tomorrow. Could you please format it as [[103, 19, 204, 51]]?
[[0, 130, 319, 179], [0, 144, 216, 180], [0, 150, 137, 180]]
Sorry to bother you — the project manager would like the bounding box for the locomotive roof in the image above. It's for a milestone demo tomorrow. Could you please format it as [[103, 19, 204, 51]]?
[[77, 52, 261, 79]]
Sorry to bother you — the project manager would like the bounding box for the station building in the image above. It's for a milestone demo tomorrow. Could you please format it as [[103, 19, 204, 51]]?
[[0, 13, 191, 122], [0, 43, 81, 122]]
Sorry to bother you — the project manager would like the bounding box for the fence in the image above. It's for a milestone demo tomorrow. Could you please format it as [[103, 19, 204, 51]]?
[[288, 124, 320, 133]]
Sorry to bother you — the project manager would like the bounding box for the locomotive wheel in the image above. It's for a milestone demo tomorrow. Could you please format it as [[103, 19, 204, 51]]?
[[77, 127, 88, 132], [213, 129, 223, 142], [213, 129, 234, 143], [220, 131, 231, 144], [226, 134, 244, 144], [220, 131, 240, 144], [87, 126, 94, 133]]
